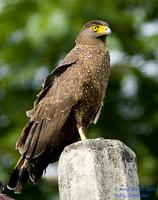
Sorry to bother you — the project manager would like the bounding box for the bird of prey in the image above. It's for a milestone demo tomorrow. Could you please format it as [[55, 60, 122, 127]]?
[[8, 20, 111, 193]]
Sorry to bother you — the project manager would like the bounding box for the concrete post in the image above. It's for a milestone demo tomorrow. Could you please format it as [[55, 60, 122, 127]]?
[[58, 138, 140, 200]]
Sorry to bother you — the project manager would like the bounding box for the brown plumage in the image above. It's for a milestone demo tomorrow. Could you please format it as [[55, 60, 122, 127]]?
[[8, 20, 111, 193]]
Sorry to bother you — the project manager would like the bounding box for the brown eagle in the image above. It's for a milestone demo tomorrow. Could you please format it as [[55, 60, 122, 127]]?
[[8, 20, 111, 193]]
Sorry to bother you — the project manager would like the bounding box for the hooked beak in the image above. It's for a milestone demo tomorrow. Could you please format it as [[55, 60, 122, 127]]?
[[104, 26, 112, 35], [97, 25, 112, 36]]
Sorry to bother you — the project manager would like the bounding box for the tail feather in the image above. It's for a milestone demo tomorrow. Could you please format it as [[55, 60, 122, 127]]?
[[7, 168, 20, 190], [30, 148, 52, 184], [14, 168, 29, 194], [7, 149, 52, 193], [7, 157, 29, 194], [7, 157, 25, 190]]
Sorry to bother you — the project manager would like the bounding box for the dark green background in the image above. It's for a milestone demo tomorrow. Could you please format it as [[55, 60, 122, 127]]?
[[0, 0, 158, 199]]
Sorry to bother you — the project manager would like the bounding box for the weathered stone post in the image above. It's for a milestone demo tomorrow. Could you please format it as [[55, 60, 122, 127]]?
[[58, 138, 140, 200]]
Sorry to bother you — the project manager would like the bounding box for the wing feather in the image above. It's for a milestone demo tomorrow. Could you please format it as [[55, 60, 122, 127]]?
[[16, 54, 80, 158]]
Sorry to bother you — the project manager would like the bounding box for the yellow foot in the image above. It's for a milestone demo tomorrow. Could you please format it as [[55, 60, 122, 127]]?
[[78, 127, 87, 140]]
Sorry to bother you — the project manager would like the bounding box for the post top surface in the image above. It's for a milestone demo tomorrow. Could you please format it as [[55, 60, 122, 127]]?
[[61, 138, 136, 163]]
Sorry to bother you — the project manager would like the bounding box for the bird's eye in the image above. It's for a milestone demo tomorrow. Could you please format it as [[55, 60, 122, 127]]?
[[92, 25, 98, 32]]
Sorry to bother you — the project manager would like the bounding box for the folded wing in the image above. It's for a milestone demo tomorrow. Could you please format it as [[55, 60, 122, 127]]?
[[16, 58, 79, 158]]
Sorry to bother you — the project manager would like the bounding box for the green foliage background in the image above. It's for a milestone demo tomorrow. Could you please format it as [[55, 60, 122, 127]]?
[[0, 0, 158, 199]]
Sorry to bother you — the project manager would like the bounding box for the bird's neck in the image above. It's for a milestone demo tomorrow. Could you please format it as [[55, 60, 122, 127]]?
[[75, 35, 106, 49]]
